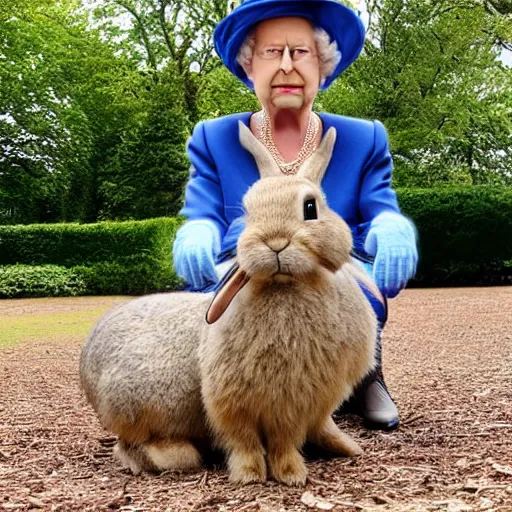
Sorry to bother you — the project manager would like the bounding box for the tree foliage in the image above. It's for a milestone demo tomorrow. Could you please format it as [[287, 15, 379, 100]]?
[[196, 66, 260, 120], [88, 0, 230, 120], [1, 0, 188, 224], [1, 0, 511, 226], [0, 2, 94, 223], [320, 0, 512, 186], [97, 64, 190, 220]]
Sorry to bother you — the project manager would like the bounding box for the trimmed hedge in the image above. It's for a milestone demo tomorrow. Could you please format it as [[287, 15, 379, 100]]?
[[0, 187, 511, 297], [0, 265, 87, 298], [0, 218, 183, 297], [0, 218, 179, 267], [397, 186, 512, 287]]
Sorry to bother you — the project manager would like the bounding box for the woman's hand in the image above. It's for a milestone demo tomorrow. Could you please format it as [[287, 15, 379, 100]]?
[[173, 220, 221, 291], [364, 212, 418, 298]]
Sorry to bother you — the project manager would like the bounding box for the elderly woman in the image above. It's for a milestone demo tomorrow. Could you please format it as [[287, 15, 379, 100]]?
[[173, 0, 418, 431]]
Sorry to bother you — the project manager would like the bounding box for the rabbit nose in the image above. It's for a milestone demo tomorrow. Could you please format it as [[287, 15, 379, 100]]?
[[267, 238, 290, 253]]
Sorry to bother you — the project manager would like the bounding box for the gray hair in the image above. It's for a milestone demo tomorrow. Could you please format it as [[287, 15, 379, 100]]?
[[236, 26, 342, 85]]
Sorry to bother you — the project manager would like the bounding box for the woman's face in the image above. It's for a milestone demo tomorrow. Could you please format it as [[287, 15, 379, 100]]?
[[246, 17, 321, 112]]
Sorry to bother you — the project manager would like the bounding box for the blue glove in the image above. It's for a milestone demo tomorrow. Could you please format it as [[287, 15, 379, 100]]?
[[217, 216, 246, 261], [173, 220, 221, 291], [364, 212, 418, 299]]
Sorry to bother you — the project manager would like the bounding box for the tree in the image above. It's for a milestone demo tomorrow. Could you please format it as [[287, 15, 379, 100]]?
[[0, 0, 53, 21], [0, 0, 153, 224], [87, 0, 230, 121], [0, 4, 94, 223], [320, 0, 512, 186], [97, 64, 190, 220], [196, 66, 260, 120]]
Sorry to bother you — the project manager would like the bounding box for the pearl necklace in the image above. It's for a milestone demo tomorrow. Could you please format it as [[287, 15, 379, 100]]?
[[259, 109, 320, 175]]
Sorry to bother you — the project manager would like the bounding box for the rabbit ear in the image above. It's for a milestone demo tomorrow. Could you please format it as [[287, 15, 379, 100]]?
[[206, 261, 250, 324], [297, 127, 337, 184], [238, 121, 281, 178]]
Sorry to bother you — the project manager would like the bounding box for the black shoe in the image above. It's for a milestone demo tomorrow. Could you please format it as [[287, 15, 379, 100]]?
[[334, 376, 399, 431], [334, 310, 399, 431], [359, 377, 400, 431]]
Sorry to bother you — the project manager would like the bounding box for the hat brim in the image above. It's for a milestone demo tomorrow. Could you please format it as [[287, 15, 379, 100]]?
[[214, 0, 365, 90]]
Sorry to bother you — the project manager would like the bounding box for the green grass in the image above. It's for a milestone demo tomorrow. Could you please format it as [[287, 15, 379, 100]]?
[[0, 307, 111, 348]]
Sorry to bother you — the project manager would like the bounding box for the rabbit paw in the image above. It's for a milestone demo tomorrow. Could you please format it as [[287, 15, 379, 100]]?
[[228, 450, 267, 485], [113, 442, 142, 476], [309, 417, 363, 457], [269, 449, 307, 486], [143, 440, 202, 472]]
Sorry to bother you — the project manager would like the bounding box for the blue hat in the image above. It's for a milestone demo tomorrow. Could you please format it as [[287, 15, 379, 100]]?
[[214, 0, 366, 90]]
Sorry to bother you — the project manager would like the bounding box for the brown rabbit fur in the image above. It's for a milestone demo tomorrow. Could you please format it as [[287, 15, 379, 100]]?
[[199, 123, 377, 485], [79, 122, 377, 485], [80, 292, 212, 475]]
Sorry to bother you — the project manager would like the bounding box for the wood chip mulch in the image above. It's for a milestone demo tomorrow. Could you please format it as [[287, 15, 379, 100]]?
[[0, 288, 511, 511]]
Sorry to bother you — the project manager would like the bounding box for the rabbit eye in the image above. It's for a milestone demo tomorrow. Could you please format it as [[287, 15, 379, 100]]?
[[304, 198, 318, 221]]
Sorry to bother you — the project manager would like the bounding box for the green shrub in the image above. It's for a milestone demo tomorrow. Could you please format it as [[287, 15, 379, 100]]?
[[397, 186, 512, 286], [0, 217, 180, 267], [74, 261, 182, 295], [1, 187, 511, 295], [0, 217, 184, 296], [0, 264, 87, 298]]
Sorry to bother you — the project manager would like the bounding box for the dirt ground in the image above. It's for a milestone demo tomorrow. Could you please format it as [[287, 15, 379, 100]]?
[[0, 288, 511, 512]]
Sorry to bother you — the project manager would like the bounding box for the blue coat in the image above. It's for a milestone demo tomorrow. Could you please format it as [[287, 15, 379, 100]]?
[[179, 111, 401, 260]]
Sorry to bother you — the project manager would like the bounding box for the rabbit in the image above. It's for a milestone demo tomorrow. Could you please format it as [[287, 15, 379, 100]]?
[[79, 291, 212, 475], [197, 123, 378, 485], [79, 121, 380, 485]]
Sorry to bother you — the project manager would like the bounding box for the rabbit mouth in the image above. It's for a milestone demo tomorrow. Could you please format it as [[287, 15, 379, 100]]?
[[272, 271, 294, 284], [273, 269, 293, 278], [275, 256, 288, 275]]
